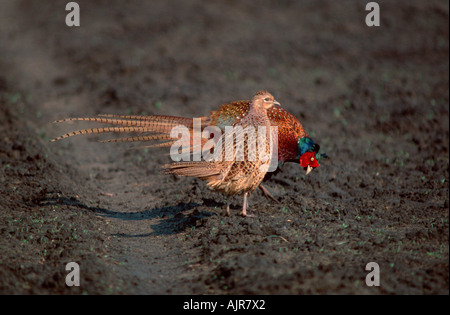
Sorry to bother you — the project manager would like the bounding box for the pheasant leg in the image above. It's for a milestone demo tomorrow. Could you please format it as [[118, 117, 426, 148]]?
[[241, 193, 254, 217], [259, 184, 279, 203], [241, 193, 248, 216]]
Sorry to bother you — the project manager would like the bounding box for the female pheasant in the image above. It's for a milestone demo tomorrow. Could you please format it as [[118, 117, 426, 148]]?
[[51, 90, 326, 214], [164, 91, 277, 216]]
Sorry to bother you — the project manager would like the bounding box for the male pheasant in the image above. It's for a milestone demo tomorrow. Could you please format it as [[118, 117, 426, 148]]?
[[51, 90, 326, 215]]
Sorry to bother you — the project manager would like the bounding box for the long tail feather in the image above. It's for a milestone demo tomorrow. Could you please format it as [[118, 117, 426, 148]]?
[[53, 117, 151, 127], [50, 126, 152, 142], [53, 116, 193, 131], [51, 114, 207, 142], [99, 134, 172, 143], [50, 114, 214, 153], [97, 114, 196, 127]]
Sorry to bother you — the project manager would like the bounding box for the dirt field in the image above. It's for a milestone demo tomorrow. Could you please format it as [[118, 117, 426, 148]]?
[[0, 0, 448, 295]]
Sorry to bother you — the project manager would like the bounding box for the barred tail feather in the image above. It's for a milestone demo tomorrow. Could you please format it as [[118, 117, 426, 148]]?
[[54, 116, 193, 132], [99, 134, 172, 143], [98, 114, 197, 128], [51, 114, 206, 142], [164, 161, 220, 179], [53, 117, 151, 127], [50, 126, 152, 142]]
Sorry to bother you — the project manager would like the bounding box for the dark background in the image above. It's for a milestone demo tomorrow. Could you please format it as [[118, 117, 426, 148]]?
[[0, 0, 448, 294]]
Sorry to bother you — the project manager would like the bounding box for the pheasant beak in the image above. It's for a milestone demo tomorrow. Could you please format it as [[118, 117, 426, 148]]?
[[305, 165, 313, 175], [273, 100, 280, 106]]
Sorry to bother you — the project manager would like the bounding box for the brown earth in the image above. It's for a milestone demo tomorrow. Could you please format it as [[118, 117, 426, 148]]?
[[0, 0, 448, 294]]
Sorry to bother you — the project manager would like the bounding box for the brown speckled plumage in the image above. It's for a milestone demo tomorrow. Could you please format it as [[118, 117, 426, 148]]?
[[164, 91, 277, 216], [209, 101, 308, 163]]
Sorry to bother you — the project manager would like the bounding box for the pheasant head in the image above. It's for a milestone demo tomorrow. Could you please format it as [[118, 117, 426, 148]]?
[[251, 90, 280, 110], [297, 137, 327, 175]]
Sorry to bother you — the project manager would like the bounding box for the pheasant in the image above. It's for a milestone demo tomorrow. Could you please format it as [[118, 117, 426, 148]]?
[[51, 90, 326, 214], [165, 90, 277, 216]]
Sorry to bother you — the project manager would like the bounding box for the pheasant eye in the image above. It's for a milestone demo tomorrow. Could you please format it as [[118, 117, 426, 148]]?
[[264, 97, 270, 102], [310, 157, 315, 162]]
